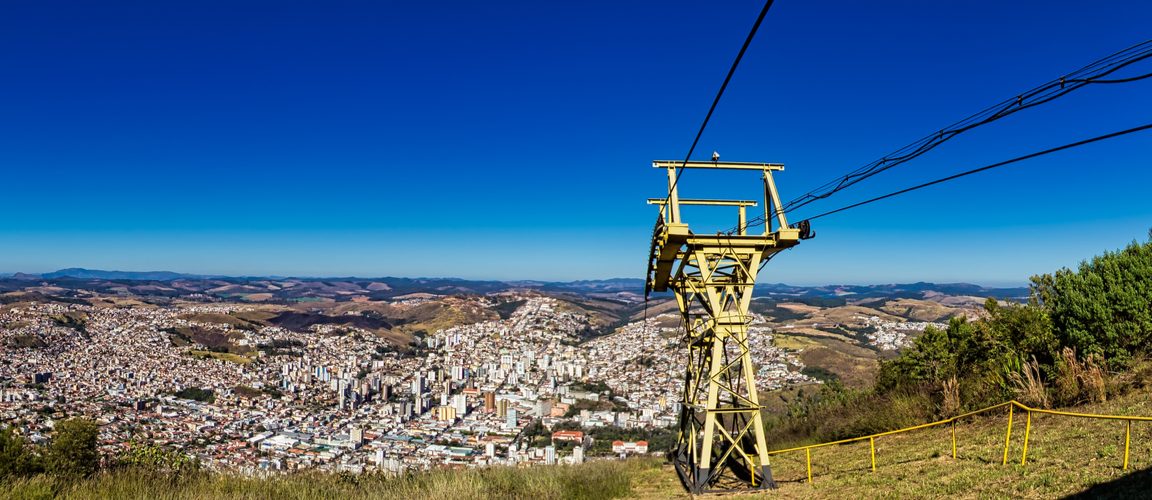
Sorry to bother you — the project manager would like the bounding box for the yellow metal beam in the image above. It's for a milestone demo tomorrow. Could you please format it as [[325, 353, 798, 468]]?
[[870, 437, 877, 472], [1002, 405, 1014, 466], [1020, 411, 1032, 465], [951, 421, 957, 459], [653, 160, 785, 170], [647, 198, 759, 207], [1124, 420, 1132, 470]]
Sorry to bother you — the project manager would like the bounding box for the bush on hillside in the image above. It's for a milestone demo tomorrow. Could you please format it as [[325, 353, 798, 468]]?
[[0, 425, 43, 479], [44, 418, 100, 478], [1031, 233, 1152, 367], [173, 387, 215, 403], [115, 444, 200, 477]]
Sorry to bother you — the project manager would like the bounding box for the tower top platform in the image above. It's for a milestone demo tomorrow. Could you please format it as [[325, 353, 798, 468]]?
[[645, 161, 805, 294]]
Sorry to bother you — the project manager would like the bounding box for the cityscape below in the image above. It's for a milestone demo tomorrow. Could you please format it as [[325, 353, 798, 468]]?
[[0, 269, 1017, 473]]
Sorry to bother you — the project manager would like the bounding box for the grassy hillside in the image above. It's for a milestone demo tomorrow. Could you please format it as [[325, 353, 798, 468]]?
[[762, 390, 1152, 499], [2, 458, 650, 500], [627, 389, 1152, 499]]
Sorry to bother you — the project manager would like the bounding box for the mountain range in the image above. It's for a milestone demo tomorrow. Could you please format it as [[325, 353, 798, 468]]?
[[0, 268, 1030, 303]]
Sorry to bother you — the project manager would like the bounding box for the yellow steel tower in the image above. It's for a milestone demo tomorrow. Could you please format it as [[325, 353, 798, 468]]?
[[646, 160, 808, 493]]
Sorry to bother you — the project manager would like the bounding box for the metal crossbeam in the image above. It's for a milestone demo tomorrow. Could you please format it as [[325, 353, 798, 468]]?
[[653, 160, 785, 170]]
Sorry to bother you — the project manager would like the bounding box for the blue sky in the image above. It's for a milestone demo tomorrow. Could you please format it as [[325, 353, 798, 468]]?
[[1, 1, 1150, 284]]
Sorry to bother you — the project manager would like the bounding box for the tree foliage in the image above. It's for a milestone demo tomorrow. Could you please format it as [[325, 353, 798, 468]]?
[[0, 425, 42, 479], [174, 387, 215, 403], [1031, 234, 1152, 366], [116, 444, 200, 476], [45, 418, 100, 478]]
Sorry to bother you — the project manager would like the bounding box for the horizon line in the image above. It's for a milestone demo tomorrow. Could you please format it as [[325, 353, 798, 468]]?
[[1, 267, 1032, 289]]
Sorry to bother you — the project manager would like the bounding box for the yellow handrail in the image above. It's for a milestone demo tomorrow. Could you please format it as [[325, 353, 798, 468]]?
[[770, 399, 1150, 483], [1009, 400, 1150, 470], [766, 401, 1013, 456], [1014, 401, 1152, 421]]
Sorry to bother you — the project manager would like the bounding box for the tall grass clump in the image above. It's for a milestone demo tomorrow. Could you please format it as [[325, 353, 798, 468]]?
[[940, 376, 961, 416], [1053, 347, 1108, 406], [1008, 356, 1049, 408]]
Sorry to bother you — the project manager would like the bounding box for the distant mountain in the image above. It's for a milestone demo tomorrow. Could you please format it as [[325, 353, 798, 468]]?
[[2, 269, 1028, 303], [508, 278, 645, 294], [38, 268, 216, 281], [753, 281, 1029, 301]]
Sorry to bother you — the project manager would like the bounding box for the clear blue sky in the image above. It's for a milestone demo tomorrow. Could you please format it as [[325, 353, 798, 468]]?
[[1, 1, 1150, 284]]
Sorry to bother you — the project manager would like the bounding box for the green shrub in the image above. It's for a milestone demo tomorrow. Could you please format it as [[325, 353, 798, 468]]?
[[115, 444, 200, 477], [173, 387, 215, 403], [1031, 234, 1152, 368], [0, 425, 43, 479], [44, 418, 100, 478]]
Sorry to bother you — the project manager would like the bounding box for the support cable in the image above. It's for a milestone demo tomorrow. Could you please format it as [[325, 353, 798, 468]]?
[[730, 39, 1152, 234], [796, 122, 1152, 222]]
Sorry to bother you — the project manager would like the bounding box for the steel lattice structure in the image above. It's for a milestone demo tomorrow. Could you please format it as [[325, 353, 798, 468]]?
[[646, 161, 807, 493]]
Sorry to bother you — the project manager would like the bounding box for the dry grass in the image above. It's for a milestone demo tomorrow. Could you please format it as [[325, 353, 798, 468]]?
[[1009, 357, 1050, 409], [774, 302, 821, 315], [1055, 348, 1109, 406], [744, 389, 1152, 498], [941, 376, 962, 416], [2, 459, 650, 500], [878, 298, 959, 322], [795, 340, 880, 388], [186, 350, 253, 365], [771, 334, 822, 351], [179, 313, 266, 329], [638, 390, 1152, 498], [242, 293, 275, 302]]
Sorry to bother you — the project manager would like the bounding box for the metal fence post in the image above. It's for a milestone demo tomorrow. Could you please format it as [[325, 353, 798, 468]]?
[[1124, 420, 1132, 470], [1002, 404, 1015, 466], [870, 437, 876, 472], [1021, 410, 1032, 465], [806, 447, 813, 483], [951, 420, 957, 459]]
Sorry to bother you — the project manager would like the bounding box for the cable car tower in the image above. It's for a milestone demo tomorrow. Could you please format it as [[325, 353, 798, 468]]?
[[646, 160, 808, 493]]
